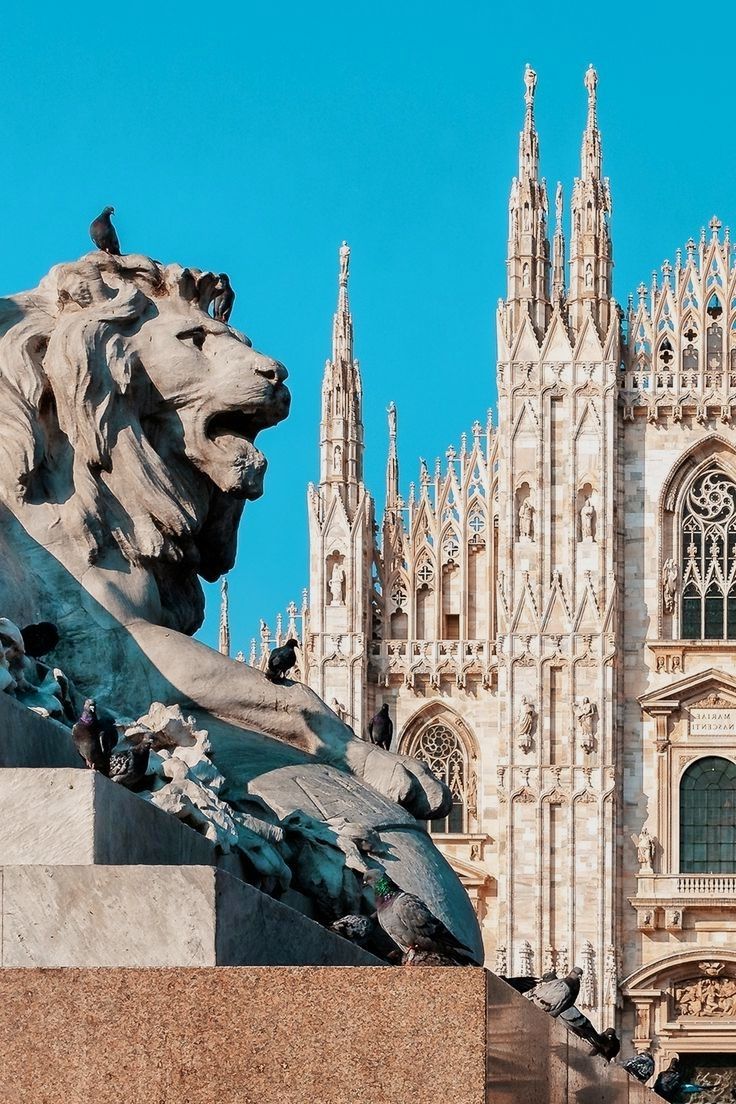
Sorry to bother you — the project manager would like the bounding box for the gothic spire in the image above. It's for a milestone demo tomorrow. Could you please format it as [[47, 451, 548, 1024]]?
[[385, 401, 399, 510], [519, 63, 539, 182], [506, 64, 550, 337], [568, 64, 613, 334], [218, 577, 231, 657], [332, 240, 353, 364], [318, 241, 364, 513], [552, 181, 566, 305]]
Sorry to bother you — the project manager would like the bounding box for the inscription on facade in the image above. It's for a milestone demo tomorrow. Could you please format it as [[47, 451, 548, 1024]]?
[[690, 709, 736, 737]]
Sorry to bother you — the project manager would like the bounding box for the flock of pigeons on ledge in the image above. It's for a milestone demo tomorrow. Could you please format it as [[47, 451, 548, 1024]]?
[[331, 882, 708, 1101], [86, 208, 716, 1103]]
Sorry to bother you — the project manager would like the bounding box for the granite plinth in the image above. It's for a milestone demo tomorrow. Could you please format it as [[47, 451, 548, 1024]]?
[[0, 967, 661, 1103], [0, 865, 379, 967], [0, 767, 218, 866], [486, 973, 655, 1102]]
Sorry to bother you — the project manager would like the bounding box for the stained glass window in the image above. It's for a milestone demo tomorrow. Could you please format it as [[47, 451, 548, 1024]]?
[[406, 721, 476, 834], [680, 756, 736, 873], [681, 471, 736, 639]]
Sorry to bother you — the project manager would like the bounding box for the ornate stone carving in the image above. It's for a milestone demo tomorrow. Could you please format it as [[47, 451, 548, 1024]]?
[[674, 973, 736, 1017], [328, 560, 346, 606], [516, 695, 535, 753], [662, 557, 678, 614], [575, 696, 597, 754], [518, 939, 534, 976], [518, 498, 534, 541], [495, 944, 507, 975], [557, 945, 569, 976], [580, 498, 596, 540], [603, 944, 621, 1007], [636, 826, 656, 872], [580, 939, 596, 1008]]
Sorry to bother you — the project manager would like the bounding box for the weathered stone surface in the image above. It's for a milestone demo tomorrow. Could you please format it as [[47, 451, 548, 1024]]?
[[0, 866, 379, 968], [0, 768, 217, 866]]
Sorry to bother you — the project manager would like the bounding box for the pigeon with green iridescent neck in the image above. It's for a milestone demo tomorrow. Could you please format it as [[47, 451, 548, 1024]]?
[[362, 868, 479, 964]]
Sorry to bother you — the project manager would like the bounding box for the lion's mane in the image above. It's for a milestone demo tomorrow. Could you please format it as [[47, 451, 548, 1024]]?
[[0, 253, 247, 634]]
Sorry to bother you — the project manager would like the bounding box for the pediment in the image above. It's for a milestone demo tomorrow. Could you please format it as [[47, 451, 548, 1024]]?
[[639, 667, 736, 715]]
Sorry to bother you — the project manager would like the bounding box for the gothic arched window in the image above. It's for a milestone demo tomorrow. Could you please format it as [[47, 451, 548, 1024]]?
[[680, 756, 736, 873], [681, 470, 736, 639], [406, 720, 476, 834]]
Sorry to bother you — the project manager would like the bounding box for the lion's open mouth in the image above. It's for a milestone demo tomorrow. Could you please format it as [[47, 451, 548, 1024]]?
[[204, 409, 269, 497], [207, 409, 263, 443]]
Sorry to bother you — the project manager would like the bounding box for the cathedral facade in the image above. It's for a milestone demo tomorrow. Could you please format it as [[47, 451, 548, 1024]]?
[[247, 65, 736, 1071]]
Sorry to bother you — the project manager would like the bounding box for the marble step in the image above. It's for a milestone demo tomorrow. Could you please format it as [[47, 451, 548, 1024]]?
[[0, 767, 218, 866], [0, 864, 379, 967]]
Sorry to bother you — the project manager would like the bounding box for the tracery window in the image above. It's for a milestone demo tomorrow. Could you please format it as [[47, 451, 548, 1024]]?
[[406, 721, 476, 834], [680, 756, 736, 873], [681, 470, 736, 639]]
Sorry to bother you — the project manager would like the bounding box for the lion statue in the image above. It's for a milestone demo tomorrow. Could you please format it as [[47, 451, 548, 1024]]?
[[0, 251, 481, 957]]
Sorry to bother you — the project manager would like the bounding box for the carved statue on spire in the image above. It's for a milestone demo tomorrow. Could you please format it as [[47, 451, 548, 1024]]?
[[555, 181, 563, 226], [584, 64, 597, 110], [388, 401, 397, 438], [524, 64, 537, 110], [339, 240, 350, 284]]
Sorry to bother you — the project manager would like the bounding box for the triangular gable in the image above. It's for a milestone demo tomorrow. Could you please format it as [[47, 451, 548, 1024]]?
[[573, 310, 604, 360], [539, 309, 573, 361], [510, 312, 541, 361]]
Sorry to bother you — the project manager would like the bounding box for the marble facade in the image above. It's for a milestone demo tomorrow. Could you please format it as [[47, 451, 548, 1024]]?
[[243, 66, 736, 1064]]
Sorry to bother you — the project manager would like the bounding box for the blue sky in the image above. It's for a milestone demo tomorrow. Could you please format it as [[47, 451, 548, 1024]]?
[[2, 3, 734, 652]]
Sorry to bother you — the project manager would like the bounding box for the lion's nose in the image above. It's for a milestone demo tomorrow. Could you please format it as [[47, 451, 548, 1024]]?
[[255, 359, 288, 384]]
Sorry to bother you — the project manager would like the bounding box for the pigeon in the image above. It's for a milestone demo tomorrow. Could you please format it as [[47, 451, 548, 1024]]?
[[622, 1051, 655, 1084], [265, 638, 299, 682], [212, 273, 235, 323], [367, 703, 393, 750], [653, 1057, 703, 1103], [89, 206, 121, 255], [20, 621, 59, 658], [402, 948, 468, 967], [501, 971, 557, 994], [559, 1007, 619, 1060], [526, 967, 584, 1017], [71, 698, 115, 772], [108, 741, 152, 789], [329, 914, 376, 947], [363, 867, 479, 964]]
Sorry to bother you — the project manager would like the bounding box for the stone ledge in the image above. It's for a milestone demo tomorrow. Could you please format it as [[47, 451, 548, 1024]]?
[[0, 865, 380, 968]]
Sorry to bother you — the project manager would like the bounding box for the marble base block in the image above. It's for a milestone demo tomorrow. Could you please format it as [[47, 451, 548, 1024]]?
[[0, 767, 217, 866], [0, 865, 379, 967]]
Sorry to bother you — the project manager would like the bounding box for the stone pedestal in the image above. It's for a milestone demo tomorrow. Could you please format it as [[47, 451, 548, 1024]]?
[[0, 968, 660, 1103]]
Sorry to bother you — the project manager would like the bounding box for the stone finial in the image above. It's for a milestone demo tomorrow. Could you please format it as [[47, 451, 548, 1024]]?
[[709, 215, 722, 238]]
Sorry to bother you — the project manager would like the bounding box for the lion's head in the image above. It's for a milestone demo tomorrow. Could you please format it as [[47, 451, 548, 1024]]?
[[0, 252, 290, 633]]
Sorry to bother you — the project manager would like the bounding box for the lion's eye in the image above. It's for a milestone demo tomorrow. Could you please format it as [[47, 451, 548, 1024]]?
[[177, 327, 207, 351]]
